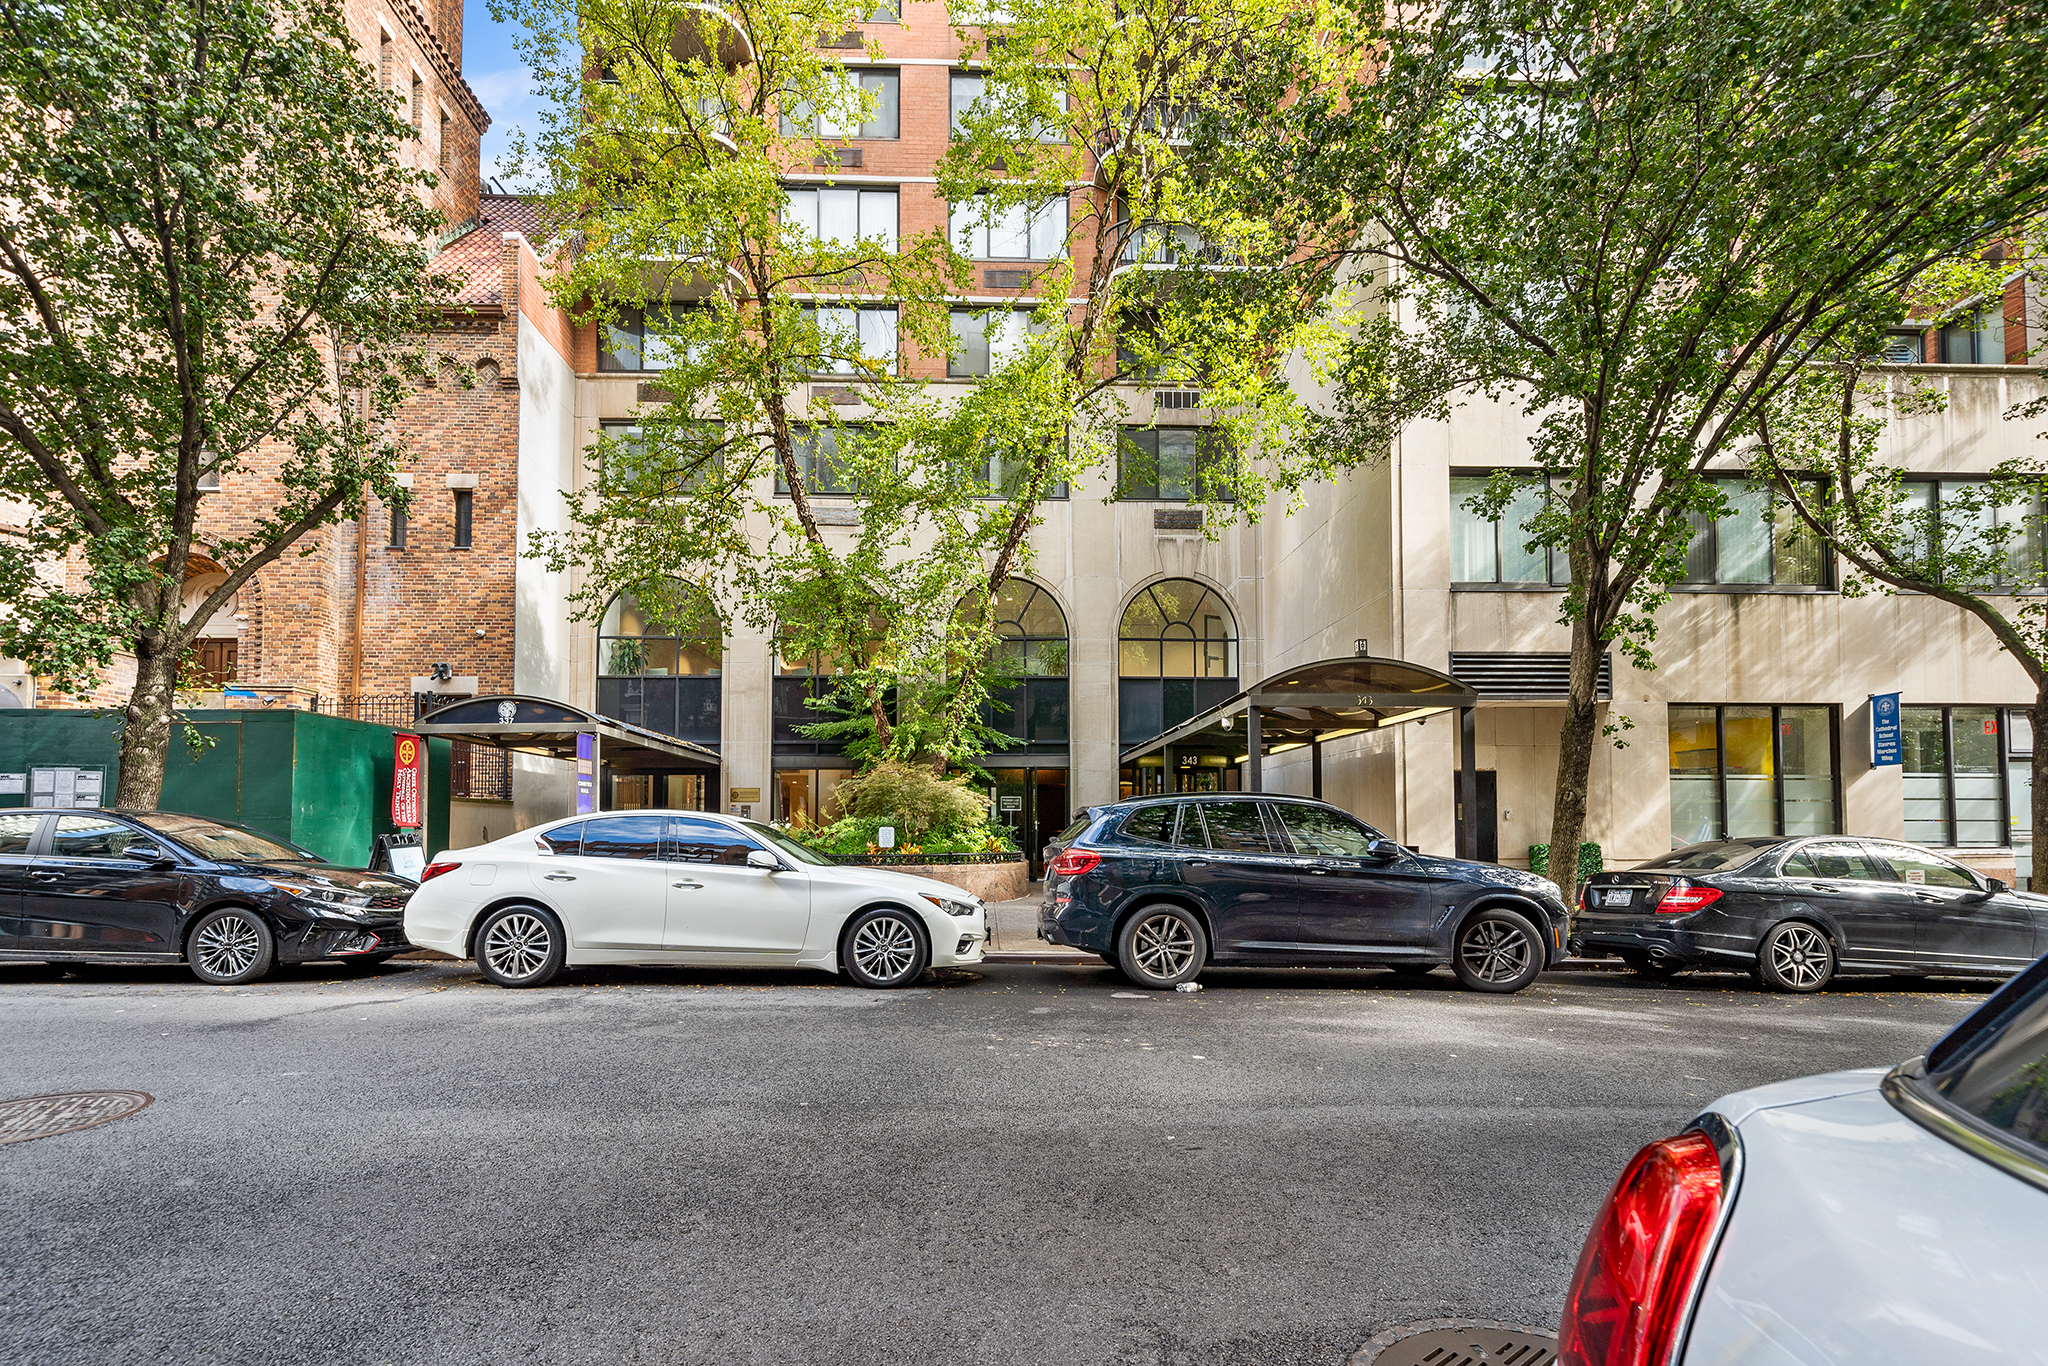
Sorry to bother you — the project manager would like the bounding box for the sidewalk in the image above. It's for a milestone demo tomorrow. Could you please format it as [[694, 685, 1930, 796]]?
[[981, 885, 1096, 964]]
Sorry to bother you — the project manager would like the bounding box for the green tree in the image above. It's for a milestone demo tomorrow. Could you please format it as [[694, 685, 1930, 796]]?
[[0, 0, 454, 807], [1274, 0, 2048, 897], [512, 0, 1352, 768]]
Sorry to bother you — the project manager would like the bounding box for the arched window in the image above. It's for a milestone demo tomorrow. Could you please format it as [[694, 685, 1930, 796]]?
[[596, 585, 721, 744], [954, 578, 1070, 757], [1118, 579, 1238, 747]]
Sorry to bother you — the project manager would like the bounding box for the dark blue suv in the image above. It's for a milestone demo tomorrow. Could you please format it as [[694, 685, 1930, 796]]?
[[1039, 794, 1570, 993]]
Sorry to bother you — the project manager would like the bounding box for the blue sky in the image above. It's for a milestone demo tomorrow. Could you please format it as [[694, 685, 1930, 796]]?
[[462, 0, 541, 189]]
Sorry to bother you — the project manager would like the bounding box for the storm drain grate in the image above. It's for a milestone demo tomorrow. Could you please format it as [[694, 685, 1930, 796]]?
[[1349, 1320, 1559, 1366], [0, 1091, 153, 1146]]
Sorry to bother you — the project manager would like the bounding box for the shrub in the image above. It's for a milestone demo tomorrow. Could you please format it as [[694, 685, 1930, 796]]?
[[789, 760, 1016, 859], [1528, 842, 1603, 879]]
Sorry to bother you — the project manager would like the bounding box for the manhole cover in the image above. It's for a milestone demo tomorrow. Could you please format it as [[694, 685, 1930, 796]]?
[[1349, 1319, 1559, 1366], [0, 1091, 153, 1146]]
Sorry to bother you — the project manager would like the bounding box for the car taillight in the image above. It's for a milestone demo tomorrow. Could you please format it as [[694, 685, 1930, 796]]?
[[1558, 1130, 1725, 1366], [1046, 849, 1101, 878], [1655, 882, 1722, 914], [420, 861, 461, 883]]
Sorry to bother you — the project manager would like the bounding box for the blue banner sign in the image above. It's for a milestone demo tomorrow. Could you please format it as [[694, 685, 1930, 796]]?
[[1871, 692, 1902, 767], [576, 733, 596, 812]]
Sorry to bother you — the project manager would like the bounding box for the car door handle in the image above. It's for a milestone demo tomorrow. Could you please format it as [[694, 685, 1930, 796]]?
[[1807, 883, 1838, 893], [1185, 859, 1209, 867], [29, 871, 63, 881], [671, 880, 703, 890], [1307, 865, 1331, 875], [543, 872, 577, 882], [1913, 892, 1944, 903]]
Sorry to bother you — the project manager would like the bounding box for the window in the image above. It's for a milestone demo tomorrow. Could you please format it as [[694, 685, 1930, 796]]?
[[452, 489, 472, 548], [1681, 478, 1825, 587], [776, 425, 863, 496], [578, 815, 665, 860], [1118, 221, 1216, 266], [948, 73, 1065, 140], [599, 587, 722, 678], [1173, 805, 1208, 846], [955, 577, 1069, 751], [949, 195, 1067, 260], [378, 30, 393, 90], [1940, 309, 2004, 364], [538, 822, 584, 855], [439, 110, 451, 174], [1668, 704, 1838, 846], [0, 812, 38, 853], [1779, 842, 1883, 880], [1197, 800, 1274, 853], [669, 815, 765, 864], [1117, 426, 1232, 501], [1897, 480, 2044, 588], [949, 308, 1041, 377], [1877, 331, 1925, 364], [1874, 844, 1981, 890], [1118, 579, 1238, 744], [597, 305, 706, 373], [784, 187, 898, 252], [1451, 473, 1566, 586], [1119, 805, 1175, 843], [49, 815, 144, 859], [410, 71, 424, 133], [388, 503, 407, 550], [782, 70, 899, 139], [1274, 804, 1381, 857], [800, 305, 897, 376], [599, 420, 722, 495], [1904, 705, 2009, 847]]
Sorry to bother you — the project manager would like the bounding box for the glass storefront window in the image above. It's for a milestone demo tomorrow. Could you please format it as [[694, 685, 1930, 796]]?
[[1905, 705, 2015, 846], [1667, 704, 1837, 846]]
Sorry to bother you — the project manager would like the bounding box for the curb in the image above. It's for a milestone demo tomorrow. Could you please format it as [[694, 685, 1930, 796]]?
[[978, 952, 1634, 971]]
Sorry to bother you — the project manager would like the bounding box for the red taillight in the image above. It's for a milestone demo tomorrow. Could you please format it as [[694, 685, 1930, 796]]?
[[1046, 849, 1101, 878], [1655, 882, 1722, 914], [1558, 1130, 1725, 1366], [420, 861, 461, 883]]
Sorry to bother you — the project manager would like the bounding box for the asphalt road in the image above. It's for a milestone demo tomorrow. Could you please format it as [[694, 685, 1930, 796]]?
[[0, 958, 1994, 1366]]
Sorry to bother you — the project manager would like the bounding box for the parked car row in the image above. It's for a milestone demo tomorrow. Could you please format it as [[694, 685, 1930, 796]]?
[[3, 798, 2042, 995]]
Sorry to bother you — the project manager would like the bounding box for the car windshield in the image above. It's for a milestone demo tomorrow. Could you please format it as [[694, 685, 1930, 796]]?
[[1921, 959, 2048, 1155], [742, 820, 835, 867], [130, 811, 321, 863], [1634, 841, 1777, 873]]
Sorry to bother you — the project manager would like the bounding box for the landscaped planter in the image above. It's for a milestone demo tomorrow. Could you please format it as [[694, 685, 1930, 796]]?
[[835, 854, 1029, 903]]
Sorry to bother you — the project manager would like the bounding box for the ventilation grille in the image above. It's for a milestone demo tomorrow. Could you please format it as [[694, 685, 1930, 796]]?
[[1154, 388, 1202, 410], [1448, 651, 1611, 700], [1154, 508, 1202, 531], [984, 268, 1029, 289], [818, 28, 863, 47], [815, 147, 862, 168]]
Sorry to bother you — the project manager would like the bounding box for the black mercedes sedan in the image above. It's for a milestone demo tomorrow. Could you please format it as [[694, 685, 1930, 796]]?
[[1038, 794, 1572, 992], [1575, 836, 2046, 991], [0, 809, 415, 984]]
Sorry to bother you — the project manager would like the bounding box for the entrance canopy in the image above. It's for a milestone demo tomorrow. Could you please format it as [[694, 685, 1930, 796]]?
[[1118, 655, 1486, 858], [414, 694, 719, 773]]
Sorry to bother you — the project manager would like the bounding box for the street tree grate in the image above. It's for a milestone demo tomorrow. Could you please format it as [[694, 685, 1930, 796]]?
[[1349, 1319, 1559, 1366], [0, 1091, 153, 1146]]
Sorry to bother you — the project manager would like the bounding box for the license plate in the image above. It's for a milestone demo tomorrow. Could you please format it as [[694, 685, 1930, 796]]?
[[1602, 889, 1633, 907]]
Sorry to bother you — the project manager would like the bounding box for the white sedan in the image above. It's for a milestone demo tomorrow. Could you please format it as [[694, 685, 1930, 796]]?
[[404, 810, 988, 989]]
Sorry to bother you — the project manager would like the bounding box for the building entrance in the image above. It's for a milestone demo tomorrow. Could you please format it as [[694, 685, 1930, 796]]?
[[986, 767, 1068, 880], [609, 771, 713, 811]]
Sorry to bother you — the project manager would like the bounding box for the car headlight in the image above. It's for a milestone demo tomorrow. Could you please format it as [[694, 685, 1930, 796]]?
[[921, 894, 981, 918], [267, 880, 373, 916]]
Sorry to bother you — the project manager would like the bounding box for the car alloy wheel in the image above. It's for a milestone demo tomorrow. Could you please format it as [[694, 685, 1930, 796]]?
[[1116, 905, 1206, 988], [1451, 908, 1544, 993], [474, 905, 565, 988], [842, 909, 928, 988], [1759, 921, 1834, 993], [187, 908, 276, 986]]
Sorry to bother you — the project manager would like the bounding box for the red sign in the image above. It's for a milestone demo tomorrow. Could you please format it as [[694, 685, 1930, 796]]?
[[392, 733, 423, 828]]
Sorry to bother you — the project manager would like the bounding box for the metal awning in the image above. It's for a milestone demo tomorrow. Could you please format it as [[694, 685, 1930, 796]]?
[[414, 695, 719, 772], [1118, 655, 1487, 859]]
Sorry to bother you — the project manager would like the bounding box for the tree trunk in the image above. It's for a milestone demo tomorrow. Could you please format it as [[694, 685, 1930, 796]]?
[[1545, 614, 1604, 910], [112, 632, 181, 809], [2032, 696, 2048, 891]]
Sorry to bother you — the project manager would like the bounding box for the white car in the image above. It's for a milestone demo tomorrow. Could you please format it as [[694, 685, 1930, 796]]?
[[404, 810, 988, 989], [1556, 954, 2048, 1366]]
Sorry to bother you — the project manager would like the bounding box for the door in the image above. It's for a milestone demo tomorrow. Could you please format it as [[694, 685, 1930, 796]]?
[[1177, 800, 1299, 958], [1033, 771, 1067, 880], [1453, 771, 1499, 863], [0, 813, 46, 951], [1871, 843, 2036, 972], [19, 814, 185, 955], [1270, 802, 1442, 958], [1770, 841, 1911, 968], [535, 815, 671, 951], [662, 816, 811, 956]]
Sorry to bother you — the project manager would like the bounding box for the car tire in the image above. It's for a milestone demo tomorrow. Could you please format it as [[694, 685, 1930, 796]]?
[[1451, 908, 1545, 993], [186, 907, 277, 985], [1115, 905, 1206, 989], [1756, 920, 1835, 993], [474, 904, 565, 988], [841, 908, 929, 988], [1621, 952, 1684, 979]]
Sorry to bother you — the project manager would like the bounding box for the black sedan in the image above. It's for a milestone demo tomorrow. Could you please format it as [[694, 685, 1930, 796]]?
[[0, 808, 415, 984], [1039, 794, 1572, 992], [1574, 836, 2046, 991]]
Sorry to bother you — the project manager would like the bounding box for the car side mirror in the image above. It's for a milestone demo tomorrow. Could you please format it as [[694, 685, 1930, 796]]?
[[123, 843, 173, 867], [1984, 877, 2009, 896], [1365, 839, 1403, 861], [745, 849, 782, 871]]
